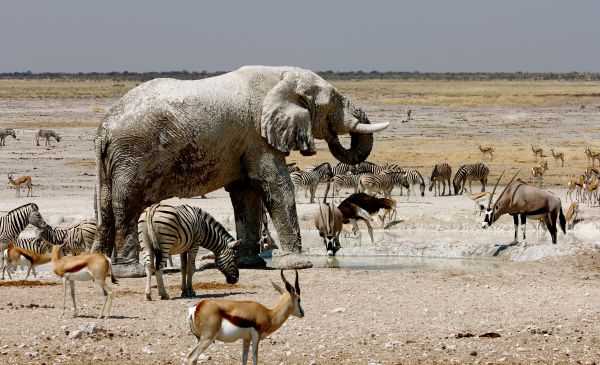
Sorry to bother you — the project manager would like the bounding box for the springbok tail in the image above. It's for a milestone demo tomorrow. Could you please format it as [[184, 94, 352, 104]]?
[[107, 257, 118, 284], [559, 208, 567, 235]]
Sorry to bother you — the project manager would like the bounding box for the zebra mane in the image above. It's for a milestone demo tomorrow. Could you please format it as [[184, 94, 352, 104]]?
[[5, 203, 37, 216], [196, 208, 235, 250], [313, 162, 331, 170]]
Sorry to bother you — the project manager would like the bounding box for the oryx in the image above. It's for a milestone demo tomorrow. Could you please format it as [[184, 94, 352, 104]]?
[[482, 171, 566, 245]]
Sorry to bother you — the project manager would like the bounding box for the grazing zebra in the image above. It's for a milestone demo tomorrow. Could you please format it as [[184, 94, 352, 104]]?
[[354, 161, 387, 174], [0, 128, 16, 146], [398, 169, 425, 199], [429, 163, 452, 196], [36, 220, 97, 256], [286, 163, 300, 173], [453, 163, 489, 195], [358, 172, 408, 199], [331, 162, 357, 175], [332, 173, 362, 202], [290, 162, 334, 203], [35, 129, 61, 146], [0, 203, 48, 279], [138, 203, 241, 300]]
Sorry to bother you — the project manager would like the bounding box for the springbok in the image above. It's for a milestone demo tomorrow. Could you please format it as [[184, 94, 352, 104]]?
[[566, 175, 586, 202], [467, 191, 491, 215], [583, 177, 599, 207], [50, 244, 117, 319], [482, 172, 566, 245], [3, 245, 50, 280], [565, 202, 579, 230], [187, 270, 304, 365], [549, 148, 564, 167], [7, 174, 32, 198], [478, 145, 495, 161], [585, 166, 600, 180], [531, 160, 548, 188], [405, 108, 412, 121], [314, 202, 344, 256], [531, 145, 544, 162], [584, 147, 600, 167]]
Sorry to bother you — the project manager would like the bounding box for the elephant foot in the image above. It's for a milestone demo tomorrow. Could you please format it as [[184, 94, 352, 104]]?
[[111, 263, 146, 278], [237, 255, 267, 269], [273, 252, 313, 270], [160, 294, 170, 300], [181, 290, 196, 298]]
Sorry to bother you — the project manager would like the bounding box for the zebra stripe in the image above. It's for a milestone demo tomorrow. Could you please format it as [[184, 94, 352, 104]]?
[[453, 163, 490, 195], [399, 169, 426, 198], [331, 162, 357, 175], [290, 162, 334, 203], [355, 161, 387, 174], [429, 163, 452, 196], [138, 203, 240, 299], [358, 172, 408, 199], [0, 203, 47, 279], [332, 173, 362, 202], [36, 129, 61, 146], [14, 236, 52, 254], [36, 220, 97, 255]]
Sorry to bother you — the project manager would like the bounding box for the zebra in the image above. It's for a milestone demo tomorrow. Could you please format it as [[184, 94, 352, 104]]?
[[35, 129, 61, 146], [2, 236, 52, 278], [290, 162, 334, 203], [0, 203, 48, 279], [358, 172, 408, 199], [0, 128, 16, 146], [332, 173, 362, 202], [36, 220, 97, 256], [429, 163, 452, 196], [138, 203, 241, 300], [398, 169, 426, 199], [286, 163, 300, 174], [354, 161, 387, 174], [453, 163, 489, 195], [331, 162, 357, 175]]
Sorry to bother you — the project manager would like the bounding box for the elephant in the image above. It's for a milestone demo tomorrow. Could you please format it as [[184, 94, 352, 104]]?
[[92, 65, 389, 277]]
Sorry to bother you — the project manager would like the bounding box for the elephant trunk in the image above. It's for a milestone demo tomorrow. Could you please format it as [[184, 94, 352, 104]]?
[[326, 98, 386, 165]]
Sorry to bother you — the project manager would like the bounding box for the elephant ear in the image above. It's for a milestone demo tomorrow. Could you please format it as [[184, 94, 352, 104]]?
[[261, 73, 318, 156]]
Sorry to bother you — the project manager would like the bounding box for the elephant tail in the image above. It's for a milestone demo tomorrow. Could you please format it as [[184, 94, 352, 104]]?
[[94, 136, 105, 227], [145, 205, 163, 270]]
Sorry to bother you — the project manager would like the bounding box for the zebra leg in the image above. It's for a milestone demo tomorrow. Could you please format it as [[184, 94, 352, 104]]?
[[155, 268, 169, 300], [145, 264, 153, 301]]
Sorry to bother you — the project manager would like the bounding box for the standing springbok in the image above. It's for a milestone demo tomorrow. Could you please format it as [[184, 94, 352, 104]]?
[[314, 202, 344, 256], [0, 128, 16, 146], [7, 174, 32, 198], [35, 129, 60, 146], [531, 160, 548, 188], [50, 244, 117, 319], [565, 202, 580, 230], [584, 147, 600, 167], [187, 270, 304, 365], [482, 172, 566, 245], [531, 145, 544, 162], [583, 177, 599, 207], [478, 145, 495, 161], [549, 148, 564, 167], [467, 191, 491, 215], [566, 175, 586, 202], [3, 245, 51, 280], [405, 108, 412, 121]]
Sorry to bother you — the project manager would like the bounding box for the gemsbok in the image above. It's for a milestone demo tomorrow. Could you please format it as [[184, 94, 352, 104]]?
[[478, 145, 495, 161], [531, 160, 548, 188], [549, 148, 564, 167], [187, 270, 304, 365], [482, 172, 566, 245], [314, 202, 344, 256], [7, 174, 32, 198], [50, 243, 117, 319]]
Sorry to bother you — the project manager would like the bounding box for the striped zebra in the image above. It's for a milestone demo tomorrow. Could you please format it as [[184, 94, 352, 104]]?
[[0, 128, 16, 146], [453, 163, 489, 195], [355, 161, 386, 174], [0, 203, 48, 279], [36, 220, 97, 256], [290, 162, 334, 203], [138, 203, 241, 300], [358, 172, 408, 199], [398, 169, 426, 199], [2, 236, 51, 278], [35, 129, 61, 146], [332, 162, 357, 175], [332, 173, 362, 202], [429, 163, 452, 196], [286, 163, 300, 173]]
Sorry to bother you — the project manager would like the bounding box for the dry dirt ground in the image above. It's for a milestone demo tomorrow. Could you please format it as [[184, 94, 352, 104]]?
[[1, 93, 600, 364]]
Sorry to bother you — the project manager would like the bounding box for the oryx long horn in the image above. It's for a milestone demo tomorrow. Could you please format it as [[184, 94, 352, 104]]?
[[294, 269, 300, 295], [487, 170, 506, 210], [491, 170, 521, 210]]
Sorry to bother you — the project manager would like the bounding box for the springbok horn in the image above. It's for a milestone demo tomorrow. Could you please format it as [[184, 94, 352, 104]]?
[[487, 171, 506, 210], [280, 269, 292, 292], [347, 121, 390, 133], [294, 269, 300, 295], [490, 170, 521, 211]]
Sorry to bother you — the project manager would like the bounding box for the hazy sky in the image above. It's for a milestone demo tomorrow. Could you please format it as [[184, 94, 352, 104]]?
[[1, 0, 599, 73]]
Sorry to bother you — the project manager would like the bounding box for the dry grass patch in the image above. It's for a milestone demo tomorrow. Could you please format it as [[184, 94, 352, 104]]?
[[13, 120, 99, 128], [66, 160, 95, 169], [0, 280, 59, 287], [0, 79, 137, 99]]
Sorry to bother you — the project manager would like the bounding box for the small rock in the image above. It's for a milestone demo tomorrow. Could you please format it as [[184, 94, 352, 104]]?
[[285, 350, 292, 356], [331, 307, 346, 313], [141, 346, 154, 355], [470, 351, 478, 356], [68, 331, 83, 340]]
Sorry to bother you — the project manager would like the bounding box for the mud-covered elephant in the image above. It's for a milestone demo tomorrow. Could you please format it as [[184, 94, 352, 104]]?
[[93, 65, 389, 277]]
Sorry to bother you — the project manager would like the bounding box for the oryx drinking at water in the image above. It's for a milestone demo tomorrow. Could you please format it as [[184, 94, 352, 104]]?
[[482, 172, 566, 245]]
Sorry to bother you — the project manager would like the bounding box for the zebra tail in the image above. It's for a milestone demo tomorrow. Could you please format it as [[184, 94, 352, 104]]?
[[107, 257, 118, 284], [145, 207, 163, 271]]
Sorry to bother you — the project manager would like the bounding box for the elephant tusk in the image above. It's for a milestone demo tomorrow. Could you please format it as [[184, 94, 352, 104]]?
[[347, 121, 390, 133]]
